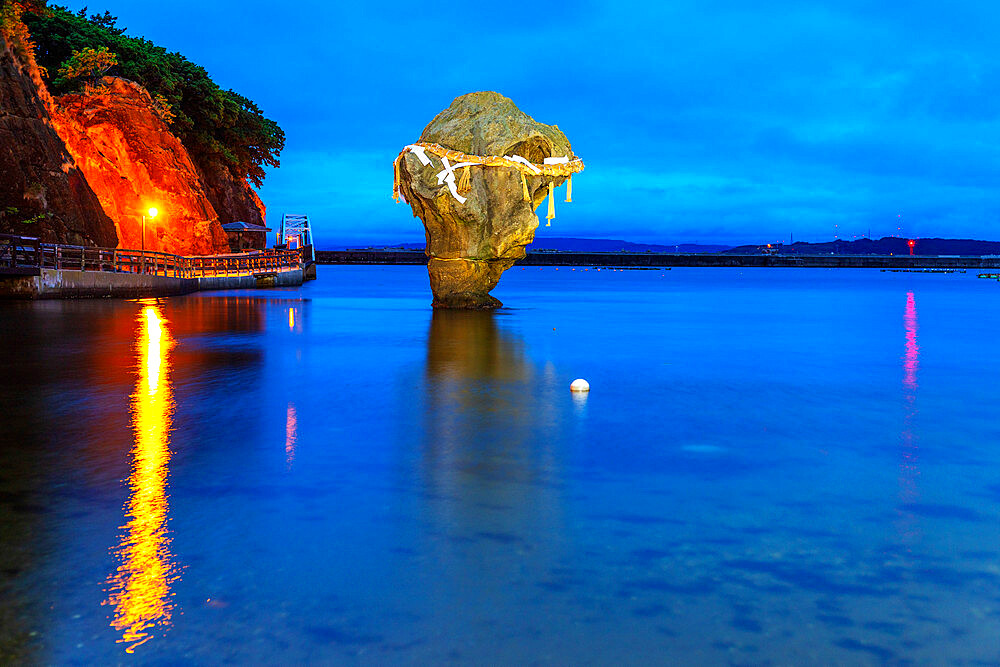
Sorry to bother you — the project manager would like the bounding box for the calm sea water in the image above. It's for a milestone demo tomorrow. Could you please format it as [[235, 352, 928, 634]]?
[[1, 266, 999, 664]]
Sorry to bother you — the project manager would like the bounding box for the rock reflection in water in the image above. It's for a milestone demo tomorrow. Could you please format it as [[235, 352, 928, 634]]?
[[421, 310, 563, 560], [424, 310, 537, 481]]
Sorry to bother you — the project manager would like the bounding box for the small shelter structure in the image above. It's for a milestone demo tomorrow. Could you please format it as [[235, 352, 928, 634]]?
[[222, 221, 271, 252]]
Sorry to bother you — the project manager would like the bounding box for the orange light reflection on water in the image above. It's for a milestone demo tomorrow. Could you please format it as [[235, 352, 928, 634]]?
[[105, 304, 181, 652]]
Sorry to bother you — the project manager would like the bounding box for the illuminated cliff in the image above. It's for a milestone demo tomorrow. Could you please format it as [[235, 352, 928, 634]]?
[[1, 7, 273, 254], [0, 30, 117, 246], [54, 77, 230, 255]]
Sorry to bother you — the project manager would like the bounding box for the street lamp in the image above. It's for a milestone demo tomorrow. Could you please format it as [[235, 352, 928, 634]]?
[[142, 207, 158, 273]]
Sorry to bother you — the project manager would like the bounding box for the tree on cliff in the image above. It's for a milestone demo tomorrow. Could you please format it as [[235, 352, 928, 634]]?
[[0, 0, 48, 58], [53, 45, 116, 89], [25, 4, 284, 188], [0, 0, 47, 20]]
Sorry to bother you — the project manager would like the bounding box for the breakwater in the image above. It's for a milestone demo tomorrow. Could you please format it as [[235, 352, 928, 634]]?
[[0, 266, 305, 299], [316, 250, 1000, 269]]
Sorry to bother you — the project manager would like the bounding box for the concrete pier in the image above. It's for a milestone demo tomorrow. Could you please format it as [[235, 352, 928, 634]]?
[[1, 236, 307, 299], [0, 266, 304, 299]]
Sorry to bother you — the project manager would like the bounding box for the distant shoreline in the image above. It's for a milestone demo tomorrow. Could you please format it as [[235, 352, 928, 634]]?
[[316, 250, 1000, 269]]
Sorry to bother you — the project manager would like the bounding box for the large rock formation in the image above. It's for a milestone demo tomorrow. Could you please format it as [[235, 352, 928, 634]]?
[[397, 92, 580, 309], [0, 32, 116, 246], [1, 13, 266, 254], [53, 77, 230, 255]]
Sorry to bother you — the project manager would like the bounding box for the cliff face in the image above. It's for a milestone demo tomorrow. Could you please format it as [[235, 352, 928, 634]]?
[[2, 12, 268, 254], [53, 77, 230, 255], [196, 160, 267, 227], [0, 33, 116, 246], [397, 92, 578, 309]]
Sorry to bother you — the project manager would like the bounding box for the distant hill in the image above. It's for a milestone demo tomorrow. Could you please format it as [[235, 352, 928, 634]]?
[[526, 237, 733, 253], [355, 237, 734, 253], [344, 236, 1000, 256], [724, 237, 1000, 256]]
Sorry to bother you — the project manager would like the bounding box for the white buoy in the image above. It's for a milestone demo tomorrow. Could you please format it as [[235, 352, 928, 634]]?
[[570, 378, 590, 392]]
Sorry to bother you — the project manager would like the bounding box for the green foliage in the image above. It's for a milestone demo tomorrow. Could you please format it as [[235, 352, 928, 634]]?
[[0, 206, 50, 225], [1, 0, 48, 58], [53, 45, 117, 89], [1, 0, 48, 23], [150, 92, 174, 125], [25, 5, 284, 187], [20, 211, 52, 224]]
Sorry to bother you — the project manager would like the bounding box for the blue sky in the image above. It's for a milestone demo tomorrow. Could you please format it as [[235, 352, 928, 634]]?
[[61, 1, 1000, 245]]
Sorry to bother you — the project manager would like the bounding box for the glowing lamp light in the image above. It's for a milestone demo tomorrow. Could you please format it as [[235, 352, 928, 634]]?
[[148, 207, 159, 219]]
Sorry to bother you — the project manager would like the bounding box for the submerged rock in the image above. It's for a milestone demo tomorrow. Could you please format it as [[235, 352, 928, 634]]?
[[396, 92, 582, 309]]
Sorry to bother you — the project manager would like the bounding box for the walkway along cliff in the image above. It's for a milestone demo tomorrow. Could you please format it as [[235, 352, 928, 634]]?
[[0, 234, 305, 299]]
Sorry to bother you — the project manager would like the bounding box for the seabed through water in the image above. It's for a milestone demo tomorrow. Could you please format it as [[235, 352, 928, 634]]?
[[1, 265, 999, 663]]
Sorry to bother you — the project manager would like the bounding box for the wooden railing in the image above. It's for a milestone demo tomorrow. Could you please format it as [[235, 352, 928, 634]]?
[[0, 234, 42, 275], [0, 234, 300, 278]]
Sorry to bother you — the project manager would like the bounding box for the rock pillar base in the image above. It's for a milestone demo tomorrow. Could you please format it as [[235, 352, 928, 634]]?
[[428, 257, 515, 309]]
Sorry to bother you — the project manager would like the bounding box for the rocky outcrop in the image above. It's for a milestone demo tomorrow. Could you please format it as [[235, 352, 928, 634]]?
[[2, 12, 264, 254], [53, 77, 229, 255], [397, 92, 578, 309], [196, 160, 267, 228], [0, 32, 116, 246]]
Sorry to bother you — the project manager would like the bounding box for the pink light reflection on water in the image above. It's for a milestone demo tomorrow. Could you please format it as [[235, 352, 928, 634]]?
[[285, 402, 297, 470], [897, 291, 920, 546], [903, 292, 919, 394]]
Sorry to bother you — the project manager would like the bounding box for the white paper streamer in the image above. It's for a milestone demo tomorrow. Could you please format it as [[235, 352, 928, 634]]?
[[406, 144, 432, 166], [410, 146, 579, 204], [504, 154, 542, 174], [435, 157, 467, 204], [435, 157, 455, 185]]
